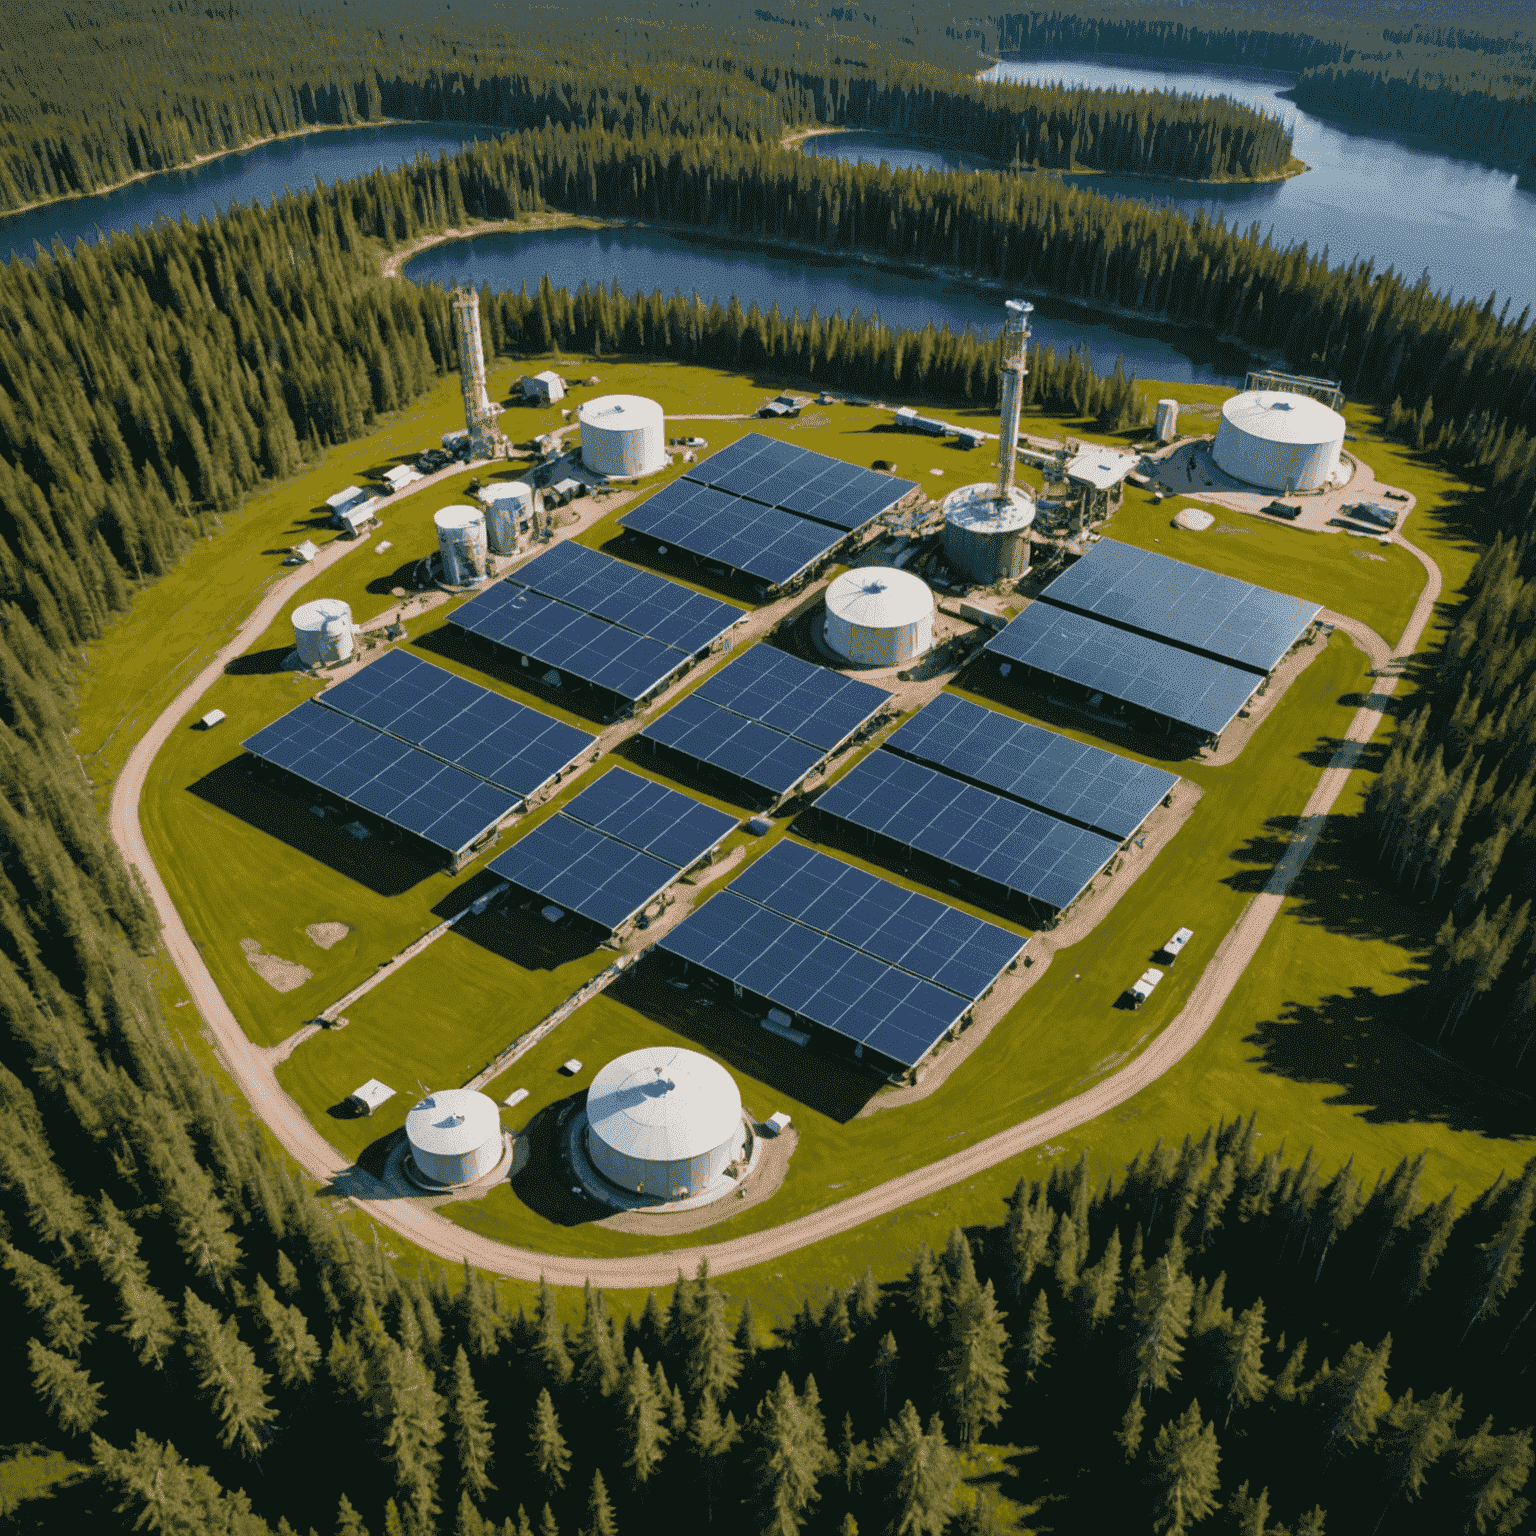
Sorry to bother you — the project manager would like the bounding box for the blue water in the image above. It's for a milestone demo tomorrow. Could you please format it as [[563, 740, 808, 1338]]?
[[807, 57, 1536, 312], [0, 122, 496, 261], [401, 224, 1252, 385]]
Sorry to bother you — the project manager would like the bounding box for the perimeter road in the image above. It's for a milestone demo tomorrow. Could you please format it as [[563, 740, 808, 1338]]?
[[108, 502, 1443, 1287]]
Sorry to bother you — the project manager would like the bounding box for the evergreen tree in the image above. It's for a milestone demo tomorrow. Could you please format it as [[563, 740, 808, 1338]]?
[[528, 1388, 572, 1493], [1215, 1303, 1271, 1427], [942, 1279, 1009, 1443], [1021, 1291, 1054, 1382], [621, 1347, 669, 1486], [1456, 1420, 1533, 1535], [1376, 1388, 1462, 1523], [1147, 1399, 1221, 1536], [181, 1289, 278, 1457], [750, 1373, 831, 1536], [27, 1338, 104, 1434], [869, 1402, 959, 1536], [574, 1282, 620, 1400], [1128, 1242, 1196, 1397], [447, 1346, 496, 1504], [534, 1280, 573, 1386], [255, 1273, 322, 1389], [3, 1243, 95, 1354], [1311, 1337, 1392, 1458], [683, 1262, 740, 1403], [336, 1492, 371, 1536], [581, 1469, 617, 1536], [872, 1332, 900, 1417], [688, 1390, 741, 1524], [905, 1246, 943, 1330]]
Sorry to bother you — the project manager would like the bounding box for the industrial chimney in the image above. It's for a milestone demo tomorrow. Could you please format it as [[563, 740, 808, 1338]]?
[[452, 285, 509, 461]]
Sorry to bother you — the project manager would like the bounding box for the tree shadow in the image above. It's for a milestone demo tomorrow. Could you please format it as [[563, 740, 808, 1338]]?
[[224, 646, 297, 676], [1244, 985, 1534, 1140], [187, 758, 439, 896], [609, 962, 882, 1124]]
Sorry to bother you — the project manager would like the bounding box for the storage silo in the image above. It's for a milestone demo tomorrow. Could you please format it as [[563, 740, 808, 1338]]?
[[435, 505, 488, 585], [1156, 398, 1180, 441], [1213, 390, 1346, 492], [585, 1047, 743, 1199], [404, 1089, 504, 1188], [578, 394, 667, 478], [479, 482, 534, 555], [823, 567, 933, 667], [292, 598, 354, 668], [942, 482, 1035, 583]]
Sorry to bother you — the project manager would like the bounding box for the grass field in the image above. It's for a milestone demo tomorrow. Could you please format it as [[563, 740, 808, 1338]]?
[[73, 349, 1529, 1322]]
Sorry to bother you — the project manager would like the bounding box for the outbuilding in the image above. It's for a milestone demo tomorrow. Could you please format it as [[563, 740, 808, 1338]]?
[[521, 370, 566, 404]]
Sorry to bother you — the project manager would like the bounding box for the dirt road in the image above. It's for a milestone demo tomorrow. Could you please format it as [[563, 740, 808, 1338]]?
[[108, 494, 1442, 1286]]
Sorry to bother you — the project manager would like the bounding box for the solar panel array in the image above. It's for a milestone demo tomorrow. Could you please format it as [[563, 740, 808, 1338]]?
[[243, 701, 517, 856], [622, 433, 917, 586], [660, 840, 1025, 1068], [641, 644, 890, 796], [1038, 539, 1320, 674], [448, 544, 744, 703], [986, 603, 1260, 738], [812, 750, 1122, 911], [886, 692, 1177, 839], [318, 649, 594, 798], [489, 768, 737, 931]]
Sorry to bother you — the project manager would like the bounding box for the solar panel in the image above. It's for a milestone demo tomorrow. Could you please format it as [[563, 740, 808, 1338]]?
[[886, 692, 1177, 839], [1038, 539, 1319, 674], [729, 841, 1025, 999], [507, 541, 745, 655], [242, 701, 517, 856], [811, 750, 1121, 911], [642, 692, 826, 796], [622, 479, 843, 587], [986, 603, 1259, 738], [694, 644, 890, 751], [559, 767, 739, 866], [317, 649, 595, 797]]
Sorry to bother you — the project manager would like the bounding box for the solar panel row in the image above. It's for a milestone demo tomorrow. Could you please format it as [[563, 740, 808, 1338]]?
[[986, 603, 1259, 738], [811, 749, 1122, 912], [643, 692, 826, 796], [488, 768, 738, 931], [886, 692, 1177, 840], [1038, 539, 1320, 675], [243, 701, 517, 857], [318, 649, 594, 799]]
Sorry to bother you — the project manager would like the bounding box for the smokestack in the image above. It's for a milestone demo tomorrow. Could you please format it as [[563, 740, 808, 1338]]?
[[996, 300, 1033, 499]]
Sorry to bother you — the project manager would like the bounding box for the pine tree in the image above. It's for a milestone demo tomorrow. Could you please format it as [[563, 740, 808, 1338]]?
[[336, 1492, 371, 1535], [872, 1332, 900, 1417], [688, 1390, 741, 1524], [1147, 1399, 1221, 1536], [621, 1347, 669, 1485], [1225, 1482, 1269, 1536], [852, 1268, 881, 1331], [1215, 1302, 1270, 1427], [1311, 1336, 1392, 1458], [534, 1280, 573, 1386], [942, 1280, 1008, 1443], [1455, 1419, 1533, 1535], [870, 1402, 959, 1536], [821, 1290, 855, 1373], [1128, 1242, 1195, 1396], [447, 1346, 496, 1504], [683, 1262, 740, 1402], [905, 1245, 943, 1330], [456, 1261, 508, 1361], [581, 1469, 617, 1536], [27, 1338, 104, 1434], [574, 1282, 619, 1400], [735, 1298, 758, 1363], [528, 1388, 571, 1492], [255, 1273, 322, 1388], [1118, 1399, 1147, 1463], [1375, 1388, 1462, 1526], [751, 1373, 831, 1536], [1021, 1291, 1054, 1382], [3, 1243, 95, 1354], [181, 1289, 277, 1457]]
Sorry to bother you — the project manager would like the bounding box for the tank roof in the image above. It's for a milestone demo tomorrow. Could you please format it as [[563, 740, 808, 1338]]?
[[479, 480, 532, 503], [824, 566, 933, 629], [1221, 390, 1346, 444], [587, 1047, 741, 1163], [578, 394, 664, 426], [943, 482, 1036, 533], [292, 597, 352, 628], [434, 504, 485, 530], [405, 1089, 501, 1156]]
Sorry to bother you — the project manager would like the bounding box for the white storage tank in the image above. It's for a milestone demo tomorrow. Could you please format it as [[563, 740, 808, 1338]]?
[[480, 481, 534, 554], [823, 567, 933, 667], [1156, 398, 1179, 441], [435, 505, 488, 585], [578, 394, 667, 478], [1213, 390, 1346, 492], [586, 1047, 743, 1199], [941, 483, 1035, 583], [405, 1089, 503, 1188], [292, 598, 354, 668]]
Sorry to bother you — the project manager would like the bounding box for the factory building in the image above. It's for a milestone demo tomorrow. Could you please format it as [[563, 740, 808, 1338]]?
[[823, 567, 934, 666], [578, 394, 667, 478], [435, 505, 488, 585], [1063, 447, 1139, 523], [1213, 374, 1346, 493], [585, 1047, 744, 1200], [291, 598, 354, 668], [404, 1089, 504, 1188]]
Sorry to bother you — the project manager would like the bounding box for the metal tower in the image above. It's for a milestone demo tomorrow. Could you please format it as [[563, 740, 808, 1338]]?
[[452, 285, 509, 460], [996, 299, 1033, 499]]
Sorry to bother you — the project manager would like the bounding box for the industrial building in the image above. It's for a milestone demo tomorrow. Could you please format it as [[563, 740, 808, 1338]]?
[[823, 567, 934, 667], [1213, 389, 1346, 493], [404, 1089, 504, 1188], [985, 539, 1320, 744], [639, 642, 891, 807], [1063, 447, 1139, 523], [939, 299, 1037, 580], [292, 598, 354, 668], [578, 394, 667, 477], [584, 1047, 745, 1199], [435, 505, 488, 586]]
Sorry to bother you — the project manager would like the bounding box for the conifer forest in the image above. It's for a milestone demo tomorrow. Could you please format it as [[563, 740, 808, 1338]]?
[[1, 0, 1535, 1532]]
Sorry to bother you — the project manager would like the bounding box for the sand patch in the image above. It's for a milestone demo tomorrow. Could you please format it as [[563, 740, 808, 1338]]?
[[306, 922, 352, 950], [240, 939, 312, 993]]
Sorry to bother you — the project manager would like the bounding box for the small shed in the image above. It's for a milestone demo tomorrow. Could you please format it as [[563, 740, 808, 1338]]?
[[765, 1111, 793, 1135], [522, 370, 566, 404], [348, 1079, 396, 1116], [287, 539, 319, 565], [382, 464, 422, 493], [1161, 927, 1194, 963], [1127, 968, 1165, 1010], [561, 1058, 583, 1076], [338, 505, 376, 538], [198, 708, 226, 729], [756, 400, 791, 419], [325, 486, 378, 529]]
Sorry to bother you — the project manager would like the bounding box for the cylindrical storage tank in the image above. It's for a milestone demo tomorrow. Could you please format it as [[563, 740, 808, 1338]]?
[[480, 482, 533, 555], [823, 567, 933, 667], [292, 598, 353, 668], [405, 1089, 503, 1188], [578, 394, 667, 478], [1212, 390, 1346, 492], [1156, 398, 1179, 441], [435, 505, 488, 585], [586, 1047, 743, 1199], [942, 483, 1035, 583]]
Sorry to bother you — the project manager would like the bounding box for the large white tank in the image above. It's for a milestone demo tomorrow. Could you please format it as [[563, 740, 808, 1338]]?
[[1213, 390, 1346, 492], [824, 567, 934, 667], [480, 481, 534, 554], [435, 505, 488, 585], [586, 1047, 743, 1199], [405, 1089, 503, 1188], [1156, 398, 1179, 441], [942, 483, 1035, 583], [292, 598, 354, 668], [578, 394, 667, 478]]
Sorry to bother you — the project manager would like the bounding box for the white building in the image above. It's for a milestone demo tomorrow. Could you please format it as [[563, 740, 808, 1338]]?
[[578, 394, 667, 477], [586, 1047, 744, 1199], [1213, 390, 1346, 492], [382, 464, 422, 493], [291, 598, 354, 668], [823, 567, 934, 667], [521, 370, 566, 404], [405, 1089, 503, 1187], [325, 486, 379, 530]]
